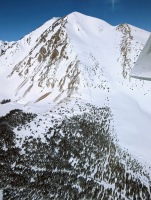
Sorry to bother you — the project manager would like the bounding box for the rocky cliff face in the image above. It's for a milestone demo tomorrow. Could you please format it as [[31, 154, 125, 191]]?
[[0, 12, 151, 199]]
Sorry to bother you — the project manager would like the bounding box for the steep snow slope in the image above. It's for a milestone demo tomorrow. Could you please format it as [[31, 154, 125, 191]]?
[[0, 16, 58, 99], [0, 12, 151, 199]]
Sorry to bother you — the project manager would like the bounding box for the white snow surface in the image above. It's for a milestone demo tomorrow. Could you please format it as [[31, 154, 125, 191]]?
[[0, 12, 151, 171]]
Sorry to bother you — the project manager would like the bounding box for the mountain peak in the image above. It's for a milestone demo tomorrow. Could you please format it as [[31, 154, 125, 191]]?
[[67, 11, 92, 19], [0, 12, 149, 103], [0, 12, 151, 199], [66, 11, 111, 27]]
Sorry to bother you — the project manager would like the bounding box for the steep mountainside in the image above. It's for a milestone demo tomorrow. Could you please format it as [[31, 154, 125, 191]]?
[[0, 12, 151, 199]]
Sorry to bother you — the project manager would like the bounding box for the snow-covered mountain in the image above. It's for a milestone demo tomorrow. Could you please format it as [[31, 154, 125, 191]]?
[[0, 12, 151, 199]]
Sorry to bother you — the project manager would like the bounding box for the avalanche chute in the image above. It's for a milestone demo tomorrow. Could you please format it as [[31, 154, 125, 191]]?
[[131, 34, 151, 80]]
